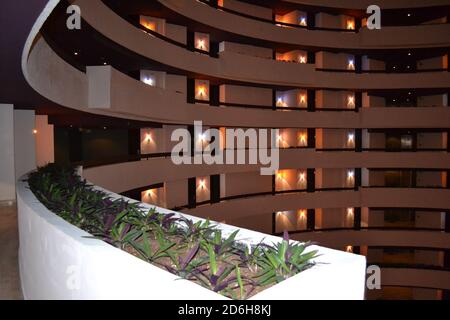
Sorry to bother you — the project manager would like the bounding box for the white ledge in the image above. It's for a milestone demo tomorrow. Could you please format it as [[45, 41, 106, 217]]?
[[17, 174, 366, 299]]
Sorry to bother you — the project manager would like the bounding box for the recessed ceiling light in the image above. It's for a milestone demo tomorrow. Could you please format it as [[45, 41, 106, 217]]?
[[74, 52, 78, 56], [407, 13, 411, 17], [408, 52, 411, 56]]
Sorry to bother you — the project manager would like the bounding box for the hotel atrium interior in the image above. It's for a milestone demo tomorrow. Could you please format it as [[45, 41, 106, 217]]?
[[0, 0, 449, 300]]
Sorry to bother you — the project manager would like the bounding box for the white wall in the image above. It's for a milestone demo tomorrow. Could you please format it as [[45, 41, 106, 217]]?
[[0, 104, 16, 202], [14, 110, 36, 181], [17, 177, 367, 300]]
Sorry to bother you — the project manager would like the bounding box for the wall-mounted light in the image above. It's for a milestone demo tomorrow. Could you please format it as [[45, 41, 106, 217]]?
[[32, 129, 38, 135], [143, 77, 154, 86], [199, 133, 206, 142], [277, 134, 283, 142], [277, 172, 285, 179], [146, 189, 155, 197], [298, 209, 306, 219], [299, 17, 307, 26], [299, 94, 306, 104], [347, 207, 354, 217], [347, 132, 355, 144], [347, 95, 355, 107], [145, 133, 153, 143], [141, 21, 156, 31], [347, 59, 355, 70], [346, 20, 355, 30], [346, 245, 353, 253], [299, 132, 307, 145], [299, 55, 307, 64], [199, 179, 206, 189], [347, 170, 355, 180], [276, 97, 286, 107], [74, 52, 79, 56], [197, 85, 207, 97], [298, 172, 306, 185], [197, 39, 205, 50]]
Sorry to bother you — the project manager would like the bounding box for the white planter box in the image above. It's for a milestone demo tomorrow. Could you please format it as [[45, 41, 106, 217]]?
[[17, 177, 367, 300]]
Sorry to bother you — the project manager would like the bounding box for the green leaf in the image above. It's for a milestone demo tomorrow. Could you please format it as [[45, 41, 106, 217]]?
[[207, 244, 218, 275], [235, 265, 244, 299]]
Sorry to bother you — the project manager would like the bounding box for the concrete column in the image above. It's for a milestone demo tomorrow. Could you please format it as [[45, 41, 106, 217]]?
[[0, 104, 16, 202], [14, 109, 36, 180]]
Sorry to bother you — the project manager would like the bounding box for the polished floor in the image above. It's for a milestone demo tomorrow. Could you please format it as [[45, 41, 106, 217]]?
[[0, 204, 22, 299]]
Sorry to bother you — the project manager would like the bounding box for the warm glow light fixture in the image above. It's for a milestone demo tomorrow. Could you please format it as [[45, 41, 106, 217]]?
[[299, 172, 306, 182], [346, 20, 355, 30], [277, 172, 285, 179], [197, 39, 206, 50], [299, 210, 306, 219], [199, 179, 206, 189], [347, 95, 355, 107], [299, 133, 307, 145], [346, 245, 353, 253], [347, 170, 355, 179], [299, 55, 307, 64], [347, 59, 355, 70], [299, 94, 306, 104], [347, 207, 354, 216], [299, 17, 307, 26], [276, 97, 286, 107], [199, 133, 206, 142], [347, 132, 355, 143], [197, 85, 206, 97], [145, 133, 153, 143], [141, 21, 156, 31], [32, 129, 38, 134]]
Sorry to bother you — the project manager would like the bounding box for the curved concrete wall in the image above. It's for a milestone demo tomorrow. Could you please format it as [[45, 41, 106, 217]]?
[[291, 229, 450, 249], [26, 37, 450, 128], [70, 0, 450, 90], [16, 175, 367, 299], [283, 0, 450, 10], [159, 0, 450, 50], [184, 188, 450, 220], [381, 268, 450, 290], [83, 151, 450, 193]]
